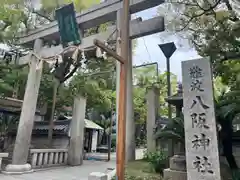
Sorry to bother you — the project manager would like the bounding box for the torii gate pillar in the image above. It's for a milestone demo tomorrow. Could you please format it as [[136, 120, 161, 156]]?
[[125, 40, 135, 161], [4, 39, 44, 174]]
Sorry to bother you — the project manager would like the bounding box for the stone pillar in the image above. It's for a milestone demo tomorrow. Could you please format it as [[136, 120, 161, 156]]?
[[68, 95, 86, 166], [126, 40, 135, 161], [88, 172, 107, 180], [5, 39, 43, 174], [146, 87, 159, 153], [163, 155, 187, 180], [115, 9, 121, 147], [91, 130, 98, 152], [182, 58, 221, 180]]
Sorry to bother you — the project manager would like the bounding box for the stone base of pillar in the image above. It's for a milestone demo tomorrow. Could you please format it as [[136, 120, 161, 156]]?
[[163, 168, 187, 180], [163, 155, 187, 180], [2, 164, 33, 174], [88, 172, 108, 180], [169, 155, 186, 171]]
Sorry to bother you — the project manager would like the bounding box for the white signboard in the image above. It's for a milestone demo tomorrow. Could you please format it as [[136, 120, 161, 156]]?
[[182, 58, 221, 180]]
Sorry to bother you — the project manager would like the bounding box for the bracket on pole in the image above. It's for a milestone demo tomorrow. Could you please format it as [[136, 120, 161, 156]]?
[[93, 39, 126, 64]]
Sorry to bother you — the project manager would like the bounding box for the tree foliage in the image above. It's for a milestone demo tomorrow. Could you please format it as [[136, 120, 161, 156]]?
[[68, 57, 115, 113], [155, 116, 185, 145], [40, 0, 100, 20], [133, 64, 178, 123], [0, 0, 28, 42], [156, 0, 240, 172], [0, 63, 28, 98], [0, 0, 102, 44], [158, 0, 240, 89], [0, 1, 181, 149]]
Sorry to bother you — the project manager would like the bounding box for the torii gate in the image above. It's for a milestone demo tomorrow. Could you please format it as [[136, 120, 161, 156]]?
[[5, 0, 165, 175]]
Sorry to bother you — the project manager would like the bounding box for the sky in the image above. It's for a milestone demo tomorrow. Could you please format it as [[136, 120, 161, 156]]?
[[133, 7, 201, 81]]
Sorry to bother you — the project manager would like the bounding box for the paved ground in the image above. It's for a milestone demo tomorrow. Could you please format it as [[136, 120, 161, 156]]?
[[0, 149, 145, 180], [0, 160, 116, 180], [86, 148, 145, 161]]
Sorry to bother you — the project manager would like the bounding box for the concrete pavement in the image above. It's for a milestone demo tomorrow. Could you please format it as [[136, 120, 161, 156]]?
[[85, 148, 145, 161], [0, 160, 116, 180], [0, 149, 145, 180]]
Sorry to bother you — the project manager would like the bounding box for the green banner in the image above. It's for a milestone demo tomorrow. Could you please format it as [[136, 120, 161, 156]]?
[[55, 3, 81, 47]]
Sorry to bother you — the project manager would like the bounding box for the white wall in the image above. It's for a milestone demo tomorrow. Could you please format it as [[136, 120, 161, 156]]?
[[34, 114, 44, 122]]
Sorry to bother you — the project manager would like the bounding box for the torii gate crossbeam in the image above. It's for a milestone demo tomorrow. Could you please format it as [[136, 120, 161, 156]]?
[[18, 0, 164, 45]]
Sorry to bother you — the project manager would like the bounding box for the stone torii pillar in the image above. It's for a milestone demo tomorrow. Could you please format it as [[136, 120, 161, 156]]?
[[68, 95, 86, 166], [146, 87, 159, 153], [5, 39, 44, 174]]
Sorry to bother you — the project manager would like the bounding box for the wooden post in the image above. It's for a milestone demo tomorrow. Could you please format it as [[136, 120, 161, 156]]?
[[93, 1, 130, 177], [117, 0, 129, 179], [117, 64, 127, 180], [94, 38, 127, 180]]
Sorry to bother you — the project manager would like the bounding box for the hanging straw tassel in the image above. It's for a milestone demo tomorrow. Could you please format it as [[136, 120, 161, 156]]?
[[102, 51, 107, 60], [96, 47, 103, 58], [72, 46, 80, 63], [81, 50, 87, 69], [36, 59, 43, 70], [57, 54, 63, 64], [101, 41, 108, 60]]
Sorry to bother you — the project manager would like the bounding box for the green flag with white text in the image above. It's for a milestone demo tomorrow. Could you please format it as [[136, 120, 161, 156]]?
[[55, 3, 81, 47]]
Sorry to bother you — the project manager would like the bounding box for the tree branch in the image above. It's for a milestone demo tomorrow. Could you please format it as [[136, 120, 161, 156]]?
[[32, 10, 54, 22], [168, 1, 199, 6], [193, 0, 209, 11], [224, 0, 233, 10], [62, 64, 80, 83], [177, 11, 206, 31], [220, 51, 240, 61], [191, 39, 202, 49], [223, 0, 239, 21], [177, 0, 222, 31]]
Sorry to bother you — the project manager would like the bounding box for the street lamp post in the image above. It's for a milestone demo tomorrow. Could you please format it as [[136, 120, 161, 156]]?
[[158, 42, 176, 158], [158, 42, 176, 119]]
